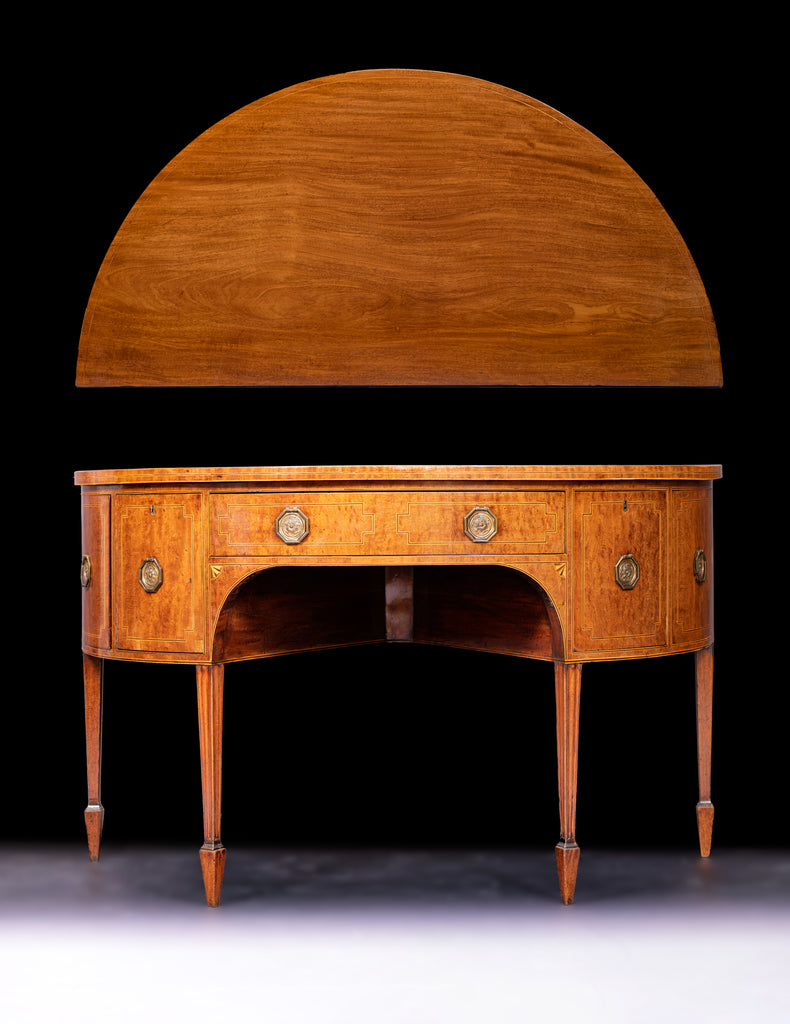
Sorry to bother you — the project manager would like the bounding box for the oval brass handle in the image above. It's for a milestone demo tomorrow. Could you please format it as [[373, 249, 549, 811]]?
[[80, 554, 92, 588], [464, 506, 498, 543], [615, 553, 640, 590], [276, 507, 310, 544], [139, 557, 164, 593], [694, 549, 707, 584]]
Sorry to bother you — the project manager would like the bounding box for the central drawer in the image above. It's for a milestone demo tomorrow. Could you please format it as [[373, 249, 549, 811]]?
[[210, 491, 565, 556]]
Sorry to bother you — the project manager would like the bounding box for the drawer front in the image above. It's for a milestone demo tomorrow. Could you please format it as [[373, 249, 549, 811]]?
[[573, 489, 667, 652], [210, 491, 565, 556], [394, 492, 564, 553]]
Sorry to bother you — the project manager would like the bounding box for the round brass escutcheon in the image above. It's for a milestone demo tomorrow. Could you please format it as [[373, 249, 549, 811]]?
[[615, 553, 640, 590], [80, 554, 92, 588], [694, 548, 707, 584], [276, 506, 310, 544], [464, 506, 498, 543], [139, 556, 164, 593]]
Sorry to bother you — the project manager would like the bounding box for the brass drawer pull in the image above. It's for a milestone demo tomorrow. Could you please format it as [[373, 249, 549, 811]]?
[[464, 506, 498, 543], [694, 549, 707, 584], [615, 553, 640, 590], [276, 507, 310, 544], [139, 557, 164, 593]]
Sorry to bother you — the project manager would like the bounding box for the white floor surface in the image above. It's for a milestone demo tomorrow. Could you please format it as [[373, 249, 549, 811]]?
[[1, 844, 788, 1022]]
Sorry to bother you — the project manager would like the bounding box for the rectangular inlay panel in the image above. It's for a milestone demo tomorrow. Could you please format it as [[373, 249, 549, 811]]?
[[210, 491, 565, 556], [81, 493, 111, 650], [114, 493, 205, 653], [573, 489, 667, 652], [671, 486, 713, 645]]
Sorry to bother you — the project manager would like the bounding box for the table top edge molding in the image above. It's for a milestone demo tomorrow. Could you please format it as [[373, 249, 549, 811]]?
[[74, 464, 724, 487]]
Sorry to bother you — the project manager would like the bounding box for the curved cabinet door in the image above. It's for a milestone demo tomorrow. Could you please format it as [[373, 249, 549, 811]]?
[[113, 493, 205, 654], [81, 492, 111, 652], [671, 485, 714, 647], [573, 490, 667, 654]]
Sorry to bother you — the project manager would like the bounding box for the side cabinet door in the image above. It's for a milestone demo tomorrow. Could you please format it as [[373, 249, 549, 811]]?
[[573, 489, 667, 654], [671, 485, 713, 647], [114, 493, 205, 654], [81, 491, 112, 652]]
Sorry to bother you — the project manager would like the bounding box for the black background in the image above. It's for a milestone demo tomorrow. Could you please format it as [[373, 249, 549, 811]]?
[[12, 14, 780, 855]]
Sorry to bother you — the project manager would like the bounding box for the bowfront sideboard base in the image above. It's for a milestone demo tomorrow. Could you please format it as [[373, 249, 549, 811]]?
[[78, 465, 719, 905]]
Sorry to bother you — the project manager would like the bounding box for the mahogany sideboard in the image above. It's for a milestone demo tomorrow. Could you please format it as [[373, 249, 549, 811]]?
[[75, 70, 722, 904], [77, 463, 719, 905]]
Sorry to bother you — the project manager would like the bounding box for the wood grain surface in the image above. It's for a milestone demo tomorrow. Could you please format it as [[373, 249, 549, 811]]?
[[76, 69, 721, 389]]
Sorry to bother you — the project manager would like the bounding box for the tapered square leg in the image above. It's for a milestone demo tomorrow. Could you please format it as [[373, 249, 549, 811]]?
[[197, 665, 225, 906], [695, 645, 714, 857], [83, 653, 105, 861], [555, 662, 582, 904]]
